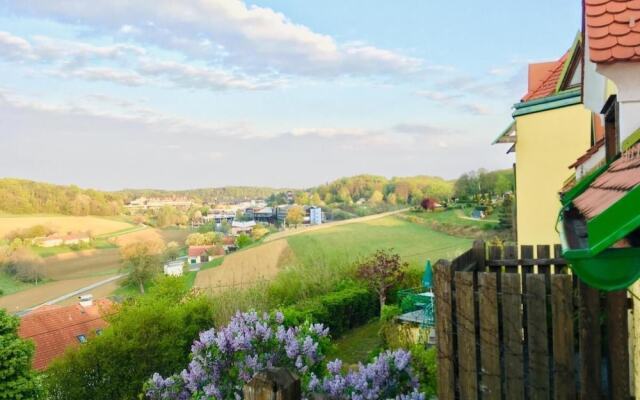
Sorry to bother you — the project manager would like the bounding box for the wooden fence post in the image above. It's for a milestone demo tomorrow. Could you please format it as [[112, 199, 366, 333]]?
[[456, 271, 478, 400], [243, 368, 301, 400], [434, 259, 455, 400], [472, 240, 486, 271], [478, 273, 501, 400], [607, 291, 630, 400], [578, 282, 602, 400]]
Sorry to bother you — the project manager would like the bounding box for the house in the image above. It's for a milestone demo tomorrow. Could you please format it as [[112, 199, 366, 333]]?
[[34, 232, 90, 247], [309, 206, 323, 225], [163, 260, 185, 276], [493, 35, 594, 245], [62, 233, 90, 246], [18, 296, 112, 370], [254, 207, 276, 224], [231, 220, 256, 235], [34, 234, 64, 247], [556, 1, 640, 392], [187, 245, 220, 264], [221, 235, 237, 252]]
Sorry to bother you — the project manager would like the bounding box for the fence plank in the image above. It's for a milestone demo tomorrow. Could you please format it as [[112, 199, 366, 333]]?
[[607, 291, 630, 400], [488, 246, 502, 273], [478, 273, 501, 400], [578, 281, 602, 400], [502, 273, 525, 400], [551, 275, 575, 400], [434, 260, 455, 400], [552, 245, 567, 274], [473, 240, 486, 272], [504, 245, 518, 273], [527, 274, 550, 400], [536, 245, 551, 277], [520, 245, 534, 274], [455, 272, 478, 400]]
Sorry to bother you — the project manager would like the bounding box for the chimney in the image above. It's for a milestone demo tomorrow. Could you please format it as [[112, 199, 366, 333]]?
[[78, 294, 94, 308], [602, 95, 619, 163]]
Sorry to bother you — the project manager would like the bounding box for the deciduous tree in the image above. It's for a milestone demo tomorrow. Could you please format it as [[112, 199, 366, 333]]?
[[0, 309, 42, 399], [356, 249, 408, 316], [121, 240, 164, 294], [286, 205, 305, 227]]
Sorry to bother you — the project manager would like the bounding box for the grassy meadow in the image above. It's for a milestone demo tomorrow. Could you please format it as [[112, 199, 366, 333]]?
[[285, 215, 472, 272], [0, 215, 134, 237]]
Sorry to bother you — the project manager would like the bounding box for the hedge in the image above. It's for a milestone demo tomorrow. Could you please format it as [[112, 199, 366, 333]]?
[[281, 285, 379, 338]]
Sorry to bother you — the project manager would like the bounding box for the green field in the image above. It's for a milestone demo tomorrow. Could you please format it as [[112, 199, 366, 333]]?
[[285, 215, 472, 271]]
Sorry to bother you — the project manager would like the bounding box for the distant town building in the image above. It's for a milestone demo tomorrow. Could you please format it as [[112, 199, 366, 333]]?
[[163, 260, 185, 276], [125, 196, 194, 211], [231, 220, 256, 236], [18, 296, 112, 370], [309, 207, 323, 225]]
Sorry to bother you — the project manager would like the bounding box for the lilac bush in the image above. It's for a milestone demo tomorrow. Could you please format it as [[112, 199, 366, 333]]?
[[145, 311, 424, 399], [309, 351, 424, 400]]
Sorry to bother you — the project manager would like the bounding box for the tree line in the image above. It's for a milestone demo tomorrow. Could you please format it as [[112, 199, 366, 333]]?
[[0, 179, 123, 215]]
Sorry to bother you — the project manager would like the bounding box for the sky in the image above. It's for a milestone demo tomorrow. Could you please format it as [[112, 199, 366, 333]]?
[[0, 0, 582, 190]]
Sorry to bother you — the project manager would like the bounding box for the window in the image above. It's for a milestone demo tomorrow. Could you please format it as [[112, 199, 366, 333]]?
[[77, 334, 87, 343]]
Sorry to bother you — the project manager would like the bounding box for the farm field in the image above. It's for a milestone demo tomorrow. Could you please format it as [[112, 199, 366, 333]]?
[[194, 215, 471, 293], [42, 248, 122, 280], [0, 215, 134, 237], [0, 274, 117, 312], [194, 239, 291, 292], [285, 215, 472, 271]]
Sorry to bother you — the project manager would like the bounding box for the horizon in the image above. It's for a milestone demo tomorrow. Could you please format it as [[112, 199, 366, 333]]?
[[1, 1, 581, 189]]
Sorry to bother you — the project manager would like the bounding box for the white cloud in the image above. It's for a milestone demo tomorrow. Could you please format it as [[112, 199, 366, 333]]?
[[7, 0, 424, 78], [0, 31, 280, 91], [52, 67, 147, 86], [138, 59, 279, 91], [0, 31, 36, 61]]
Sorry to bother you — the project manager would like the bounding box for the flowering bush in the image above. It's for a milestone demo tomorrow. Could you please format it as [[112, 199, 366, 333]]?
[[146, 311, 424, 399]]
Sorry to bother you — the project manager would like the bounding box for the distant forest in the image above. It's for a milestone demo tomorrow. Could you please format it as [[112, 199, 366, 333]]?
[[0, 169, 513, 215]]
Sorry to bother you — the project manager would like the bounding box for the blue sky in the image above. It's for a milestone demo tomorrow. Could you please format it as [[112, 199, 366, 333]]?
[[0, 0, 582, 190]]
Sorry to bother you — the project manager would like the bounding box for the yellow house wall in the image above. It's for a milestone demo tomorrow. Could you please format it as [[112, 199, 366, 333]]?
[[514, 104, 592, 246]]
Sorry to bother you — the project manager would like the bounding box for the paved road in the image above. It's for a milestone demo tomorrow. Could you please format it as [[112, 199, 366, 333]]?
[[264, 208, 411, 242], [15, 273, 127, 316]]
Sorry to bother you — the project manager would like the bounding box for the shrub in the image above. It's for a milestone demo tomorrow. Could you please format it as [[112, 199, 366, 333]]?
[[44, 277, 214, 400], [281, 285, 378, 338], [236, 233, 253, 248], [146, 311, 424, 400]]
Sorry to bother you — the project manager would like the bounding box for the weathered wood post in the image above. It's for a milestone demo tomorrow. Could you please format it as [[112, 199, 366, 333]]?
[[243, 368, 301, 400]]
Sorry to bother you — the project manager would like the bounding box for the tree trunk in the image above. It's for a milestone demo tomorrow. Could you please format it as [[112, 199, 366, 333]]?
[[138, 280, 145, 294], [379, 293, 386, 317]]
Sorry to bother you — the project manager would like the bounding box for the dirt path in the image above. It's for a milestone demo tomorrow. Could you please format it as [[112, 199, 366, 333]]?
[[264, 208, 410, 242], [194, 240, 290, 292], [0, 274, 118, 313]]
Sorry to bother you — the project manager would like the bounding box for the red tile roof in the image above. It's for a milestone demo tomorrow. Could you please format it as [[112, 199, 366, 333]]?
[[586, 0, 640, 63], [187, 245, 214, 257], [573, 143, 640, 219], [18, 299, 113, 370], [569, 138, 606, 169], [522, 53, 569, 101]]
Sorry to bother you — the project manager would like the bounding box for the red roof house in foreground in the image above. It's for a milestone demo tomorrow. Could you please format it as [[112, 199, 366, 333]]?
[[18, 297, 113, 370]]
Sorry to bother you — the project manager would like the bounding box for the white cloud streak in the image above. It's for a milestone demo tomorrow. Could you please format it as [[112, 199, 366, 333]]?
[[7, 0, 424, 78]]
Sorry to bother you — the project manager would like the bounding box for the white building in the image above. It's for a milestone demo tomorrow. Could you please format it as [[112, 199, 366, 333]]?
[[309, 207, 323, 225], [163, 260, 185, 276]]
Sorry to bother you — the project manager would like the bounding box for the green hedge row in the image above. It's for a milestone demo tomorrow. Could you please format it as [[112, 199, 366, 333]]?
[[282, 285, 379, 338]]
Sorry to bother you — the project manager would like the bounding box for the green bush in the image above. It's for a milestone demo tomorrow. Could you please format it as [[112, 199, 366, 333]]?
[[410, 345, 437, 397], [282, 284, 378, 338]]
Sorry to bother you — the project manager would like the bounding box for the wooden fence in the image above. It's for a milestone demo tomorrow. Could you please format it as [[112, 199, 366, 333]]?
[[435, 240, 631, 400]]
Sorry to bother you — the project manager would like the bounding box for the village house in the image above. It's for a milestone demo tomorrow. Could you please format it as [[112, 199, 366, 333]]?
[[34, 232, 91, 247], [493, 34, 595, 245], [553, 1, 640, 390], [18, 296, 112, 371], [187, 245, 223, 264], [125, 196, 194, 211], [309, 206, 323, 225]]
